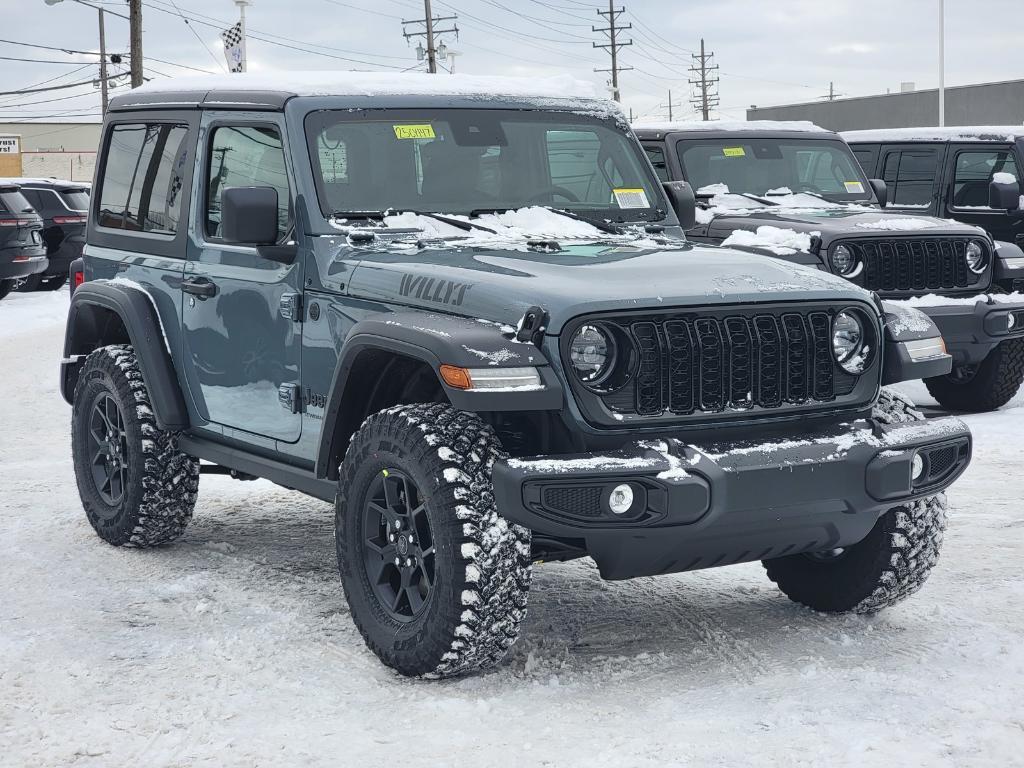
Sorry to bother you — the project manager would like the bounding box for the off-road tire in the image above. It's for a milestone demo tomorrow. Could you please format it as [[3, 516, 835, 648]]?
[[336, 403, 531, 678], [71, 344, 199, 546], [15, 274, 42, 292], [0, 279, 14, 300], [762, 388, 948, 614], [924, 338, 1024, 412]]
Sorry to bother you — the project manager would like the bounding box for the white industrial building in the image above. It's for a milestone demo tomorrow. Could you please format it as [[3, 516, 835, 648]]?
[[0, 122, 102, 182]]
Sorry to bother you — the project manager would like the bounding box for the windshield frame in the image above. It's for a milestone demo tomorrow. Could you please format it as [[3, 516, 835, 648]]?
[[673, 134, 875, 205], [303, 107, 669, 226]]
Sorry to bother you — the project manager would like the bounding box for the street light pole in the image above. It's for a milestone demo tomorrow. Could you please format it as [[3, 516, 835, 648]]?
[[938, 0, 945, 126]]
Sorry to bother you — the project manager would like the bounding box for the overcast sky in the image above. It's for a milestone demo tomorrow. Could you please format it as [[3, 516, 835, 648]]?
[[3, 0, 1022, 124]]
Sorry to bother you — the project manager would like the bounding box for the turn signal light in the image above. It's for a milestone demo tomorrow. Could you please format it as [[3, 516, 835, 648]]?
[[439, 364, 472, 390]]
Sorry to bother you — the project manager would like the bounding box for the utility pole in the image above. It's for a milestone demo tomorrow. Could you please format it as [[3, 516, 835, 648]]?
[[593, 1, 632, 102], [688, 38, 719, 121], [128, 0, 143, 88], [98, 7, 108, 111], [402, 0, 458, 74], [819, 81, 844, 102], [938, 0, 945, 126], [664, 88, 683, 121]]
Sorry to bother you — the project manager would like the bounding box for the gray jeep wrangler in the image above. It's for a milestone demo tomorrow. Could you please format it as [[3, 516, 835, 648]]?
[[62, 74, 971, 678], [637, 121, 1024, 413]]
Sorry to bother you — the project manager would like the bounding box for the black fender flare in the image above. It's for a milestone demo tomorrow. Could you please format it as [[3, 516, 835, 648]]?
[[994, 239, 1024, 283], [879, 300, 952, 385], [61, 280, 190, 430], [314, 311, 562, 479]]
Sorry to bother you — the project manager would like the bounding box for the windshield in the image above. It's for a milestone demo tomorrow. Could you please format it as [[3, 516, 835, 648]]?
[[305, 109, 664, 224], [677, 137, 873, 203]]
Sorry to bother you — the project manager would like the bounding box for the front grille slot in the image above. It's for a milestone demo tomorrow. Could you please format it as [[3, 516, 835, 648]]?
[[542, 486, 603, 518], [852, 237, 980, 294], [614, 310, 840, 417]]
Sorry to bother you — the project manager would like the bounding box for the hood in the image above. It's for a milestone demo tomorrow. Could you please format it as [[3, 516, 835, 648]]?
[[702, 197, 987, 245], [343, 239, 876, 334]]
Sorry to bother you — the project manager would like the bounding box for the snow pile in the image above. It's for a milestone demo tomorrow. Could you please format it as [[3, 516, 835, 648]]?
[[993, 171, 1018, 185], [855, 218, 943, 231], [131, 71, 604, 103], [843, 126, 1023, 143], [635, 119, 828, 134], [893, 291, 1024, 308], [722, 225, 818, 255]]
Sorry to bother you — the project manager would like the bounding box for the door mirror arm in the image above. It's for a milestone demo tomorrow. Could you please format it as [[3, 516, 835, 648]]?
[[257, 244, 298, 265]]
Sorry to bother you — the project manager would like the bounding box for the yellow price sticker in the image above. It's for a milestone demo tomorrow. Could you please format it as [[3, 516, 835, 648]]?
[[722, 147, 746, 157], [393, 124, 436, 140]]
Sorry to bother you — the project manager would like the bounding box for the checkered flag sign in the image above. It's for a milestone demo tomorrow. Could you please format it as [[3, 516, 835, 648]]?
[[221, 22, 244, 73]]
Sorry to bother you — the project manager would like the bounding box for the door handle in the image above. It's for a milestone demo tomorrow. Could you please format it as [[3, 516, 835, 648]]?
[[182, 277, 217, 299]]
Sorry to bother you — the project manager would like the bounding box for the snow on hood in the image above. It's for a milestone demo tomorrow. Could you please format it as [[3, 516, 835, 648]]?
[[843, 126, 1022, 143], [891, 292, 1024, 308], [722, 225, 819, 255], [693, 185, 873, 224], [381, 208, 615, 242], [132, 71, 604, 103], [855, 218, 945, 231], [635, 119, 828, 134]]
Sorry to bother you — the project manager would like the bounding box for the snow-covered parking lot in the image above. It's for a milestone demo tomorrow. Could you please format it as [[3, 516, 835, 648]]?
[[2, 289, 1023, 767]]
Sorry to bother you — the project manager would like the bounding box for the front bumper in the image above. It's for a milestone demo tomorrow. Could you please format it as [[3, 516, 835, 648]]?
[[493, 416, 971, 580], [911, 295, 1024, 365]]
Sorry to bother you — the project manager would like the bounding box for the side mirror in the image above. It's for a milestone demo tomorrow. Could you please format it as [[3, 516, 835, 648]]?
[[662, 180, 696, 230], [989, 177, 1021, 211], [869, 178, 888, 208], [221, 186, 279, 245]]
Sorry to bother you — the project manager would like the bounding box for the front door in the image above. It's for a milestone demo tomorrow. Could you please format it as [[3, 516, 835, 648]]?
[[942, 143, 1024, 245], [181, 114, 303, 442]]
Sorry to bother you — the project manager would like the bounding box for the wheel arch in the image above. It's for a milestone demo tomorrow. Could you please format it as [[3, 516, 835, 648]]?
[[61, 281, 190, 430]]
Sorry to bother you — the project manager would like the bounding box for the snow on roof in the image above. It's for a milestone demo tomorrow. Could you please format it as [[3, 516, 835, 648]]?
[[843, 126, 1023, 143], [130, 71, 604, 103], [0, 177, 86, 188], [633, 119, 829, 134]]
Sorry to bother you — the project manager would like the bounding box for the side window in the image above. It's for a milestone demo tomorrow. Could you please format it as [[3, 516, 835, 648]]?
[[97, 123, 189, 233], [882, 149, 938, 208], [951, 149, 1019, 209], [851, 146, 876, 175], [206, 125, 290, 242], [644, 145, 670, 182], [20, 189, 43, 212]]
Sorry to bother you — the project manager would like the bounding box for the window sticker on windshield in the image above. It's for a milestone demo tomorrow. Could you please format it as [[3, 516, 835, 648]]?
[[844, 181, 865, 193], [613, 188, 650, 209], [722, 147, 746, 157], [393, 124, 435, 140]]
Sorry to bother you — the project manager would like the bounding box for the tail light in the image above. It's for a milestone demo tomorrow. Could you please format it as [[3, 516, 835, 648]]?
[[0, 218, 27, 227], [70, 258, 85, 295], [53, 215, 88, 225]]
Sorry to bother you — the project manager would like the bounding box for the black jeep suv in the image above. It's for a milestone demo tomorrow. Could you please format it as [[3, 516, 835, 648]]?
[[61, 74, 970, 678], [636, 121, 1024, 412], [14, 178, 89, 291], [0, 182, 46, 300]]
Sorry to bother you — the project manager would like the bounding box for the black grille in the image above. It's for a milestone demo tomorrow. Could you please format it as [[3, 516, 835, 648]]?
[[620, 310, 837, 417], [846, 238, 984, 294], [541, 486, 603, 518], [927, 446, 957, 478]]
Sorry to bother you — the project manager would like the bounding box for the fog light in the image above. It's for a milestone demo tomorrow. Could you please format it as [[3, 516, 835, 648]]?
[[608, 484, 634, 515], [911, 453, 925, 481]]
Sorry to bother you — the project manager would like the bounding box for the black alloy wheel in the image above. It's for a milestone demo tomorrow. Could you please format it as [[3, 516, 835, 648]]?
[[361, 469, 436, 622], [88, 392, 129, 507]]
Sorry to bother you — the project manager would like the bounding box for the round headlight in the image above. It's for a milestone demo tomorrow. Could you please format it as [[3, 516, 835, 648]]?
[[832, 310, 870, 373], [966, 240, 987, 274], [831, 244, 856, 275], [570, 324, 613, 383]]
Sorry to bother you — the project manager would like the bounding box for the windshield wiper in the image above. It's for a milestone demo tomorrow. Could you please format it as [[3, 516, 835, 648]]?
[[470, 206, 624, 235], [329, 209, 496, 235]]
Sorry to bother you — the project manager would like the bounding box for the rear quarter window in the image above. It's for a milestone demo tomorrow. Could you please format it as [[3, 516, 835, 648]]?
[[0, 189, 32, 215], [60, 189, 90, 211], [97, 122, 190, 234]]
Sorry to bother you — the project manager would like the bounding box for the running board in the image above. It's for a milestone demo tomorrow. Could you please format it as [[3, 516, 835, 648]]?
[[177, 436, 337, 503]]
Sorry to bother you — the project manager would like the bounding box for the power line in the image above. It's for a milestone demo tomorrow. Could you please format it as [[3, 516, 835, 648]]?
[[164, 0, 229, 73], [0, 73, 128, 97], [402, 0, 458, 74], [0, 37, 125, 57], [593, 2, 632, 102]]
